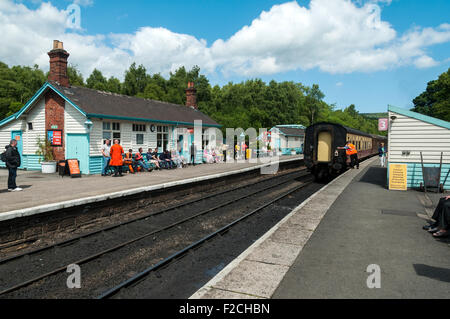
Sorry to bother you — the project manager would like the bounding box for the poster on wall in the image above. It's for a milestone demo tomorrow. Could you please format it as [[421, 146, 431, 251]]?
[[47, 130, 63, 146], [389, 164, 407, 191]]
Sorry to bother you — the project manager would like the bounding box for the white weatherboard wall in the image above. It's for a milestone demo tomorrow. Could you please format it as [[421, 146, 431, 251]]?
[[0, 118, 26, 168], [65, 101, 86, 134], [388, 110, 450, 189], [23, 97, 46, 155]]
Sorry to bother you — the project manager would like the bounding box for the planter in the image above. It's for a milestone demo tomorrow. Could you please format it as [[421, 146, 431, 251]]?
[[41, 161, 57, 174]]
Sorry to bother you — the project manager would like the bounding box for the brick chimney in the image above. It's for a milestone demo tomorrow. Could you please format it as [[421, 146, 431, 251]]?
[[48, 40, 70, 87], [185, 81, 197, 109]]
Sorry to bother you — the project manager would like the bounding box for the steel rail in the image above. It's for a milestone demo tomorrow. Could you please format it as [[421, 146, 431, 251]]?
[[0, 168, 308, 265], [98, 179, 313, 299], [0, 171, 310, 296]]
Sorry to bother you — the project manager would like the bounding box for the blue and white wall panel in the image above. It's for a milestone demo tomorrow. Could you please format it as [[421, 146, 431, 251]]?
[[388, 111, 450, 189]]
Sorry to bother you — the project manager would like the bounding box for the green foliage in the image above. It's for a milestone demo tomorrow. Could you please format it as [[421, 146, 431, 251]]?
[[67, 65, 84, 86], [0, 60, 384, 136], [0, 62, 46, 119], [35, 136, 55, 162], [86, 68, 107, 91], [411, 68, 450, 122]]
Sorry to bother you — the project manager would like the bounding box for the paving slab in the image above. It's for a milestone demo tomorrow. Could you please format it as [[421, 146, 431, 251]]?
[[211, 260, 290, 299], [273, 162, 450, 299]]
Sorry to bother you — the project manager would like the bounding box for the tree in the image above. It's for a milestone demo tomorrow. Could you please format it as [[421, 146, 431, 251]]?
[[412, 68, 450, 122], [67, 65, 84, 86], [303, 84, 325, 125], [122, 63, 150, 96], [86, 69, 107, 91], [106, 77, 121, 94], [0, 62, 45, 118]]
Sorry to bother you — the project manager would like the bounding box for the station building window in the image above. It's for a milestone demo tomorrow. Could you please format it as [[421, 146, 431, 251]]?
[[133, 124, 146, 132], [136, 134, 144, 145], [157, 126, 169, 151], [103, 122, 121, 144]]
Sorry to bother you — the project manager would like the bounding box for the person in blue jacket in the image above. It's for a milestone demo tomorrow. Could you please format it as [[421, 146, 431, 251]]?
[[378, 143, 387, 167]]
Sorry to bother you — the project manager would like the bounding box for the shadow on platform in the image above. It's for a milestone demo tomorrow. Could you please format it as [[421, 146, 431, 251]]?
[[413, 264, 450, 283], [358, 166, 387, 188], [0, 185, 32, 194]]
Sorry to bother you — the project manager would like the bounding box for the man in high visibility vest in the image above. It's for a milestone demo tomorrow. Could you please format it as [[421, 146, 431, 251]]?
[[339, 141, 359, 169]]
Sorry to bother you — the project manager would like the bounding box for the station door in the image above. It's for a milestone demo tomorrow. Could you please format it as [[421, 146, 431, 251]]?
[[66, 133, 89, 174]]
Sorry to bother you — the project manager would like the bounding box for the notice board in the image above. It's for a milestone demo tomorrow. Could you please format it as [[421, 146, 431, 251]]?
[[389, 164, 407, 191], [67, 159, 81, 178], [47, 130, 63, 146]]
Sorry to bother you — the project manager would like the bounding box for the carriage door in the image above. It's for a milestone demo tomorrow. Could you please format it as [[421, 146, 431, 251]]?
[[317, 131, 332, 162]]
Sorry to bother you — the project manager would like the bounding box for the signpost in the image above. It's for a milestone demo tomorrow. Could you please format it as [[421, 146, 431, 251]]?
[[389, 164, 407, 191], [378, 118, 388, 132], [67, 159, 81, 178]]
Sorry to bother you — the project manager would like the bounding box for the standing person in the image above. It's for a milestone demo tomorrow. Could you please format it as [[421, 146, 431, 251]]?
[[190, 142, 197, 166], [101, 139, 111, 176], [109, 139, 124, 177], [4, 139, 22, 191], [378, 143, 387, 168], [338, 141, 359, 169]]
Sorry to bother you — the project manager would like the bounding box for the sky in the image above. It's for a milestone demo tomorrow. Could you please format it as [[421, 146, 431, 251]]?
[[1, 0, 449, 113]]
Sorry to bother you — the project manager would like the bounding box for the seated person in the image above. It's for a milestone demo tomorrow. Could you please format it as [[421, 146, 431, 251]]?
[[423, 195, 450, 238], [149, 148, 161, 170], [135, 148, 152, 172], [124, 149, 137, 173], [164, 150, 176, 169], [171, 150, 186, 168], [204, 149, 214, 164], [146, 148, 153, 161], [158, 151, 168, 169], [125, 149, 133, 160]]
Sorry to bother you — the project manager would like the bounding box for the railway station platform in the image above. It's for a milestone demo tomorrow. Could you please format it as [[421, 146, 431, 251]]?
[[0, 155, 302, 222], [192, 157, 450, 299]]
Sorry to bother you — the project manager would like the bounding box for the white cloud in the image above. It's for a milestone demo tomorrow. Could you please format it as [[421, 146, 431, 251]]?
[[414, 55, 439, 69], [0, 0, 448, 80], [336, 82, 344, 87], [73, 0, 94, 6]]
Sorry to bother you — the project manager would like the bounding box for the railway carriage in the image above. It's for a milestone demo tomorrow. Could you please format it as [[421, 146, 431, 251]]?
[[304, 122, 387, 179]]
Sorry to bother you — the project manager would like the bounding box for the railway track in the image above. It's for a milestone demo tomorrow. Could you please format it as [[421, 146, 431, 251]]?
[[0, 168, 312, 298], [98, 180, 312, 299]]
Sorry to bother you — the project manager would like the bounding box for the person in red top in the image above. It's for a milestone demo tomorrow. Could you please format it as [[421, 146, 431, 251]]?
[[109, 139, 124, 177], [338, 141, 359, 169], [136, 148, 152, 172]]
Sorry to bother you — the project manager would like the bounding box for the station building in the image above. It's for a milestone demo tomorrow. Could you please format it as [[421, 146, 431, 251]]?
[[0, 41, 220, 174], [270, 125, 305, 155], [388, 105, 450, 190]]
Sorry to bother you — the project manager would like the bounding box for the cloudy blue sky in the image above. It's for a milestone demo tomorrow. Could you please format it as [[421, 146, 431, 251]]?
[[1, 0, 449, 113]]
